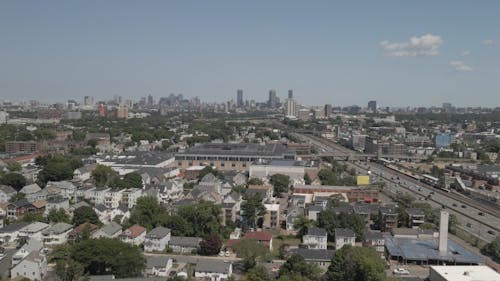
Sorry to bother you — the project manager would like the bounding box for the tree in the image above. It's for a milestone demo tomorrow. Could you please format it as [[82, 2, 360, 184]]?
[[232, 239, 270, 270], [55, 258, 86, 281], [248, 178, 264, 186], [325, 245, 387, 281], [72, 206, 100, 226], [318, 169, 336, 185], [318, 210, 366, 241], [482, 235, 500, 262], [159, 214, 192, 236], [199, 235, 222, 256], [91, 164, 118, 187], [279, 254, 320, 281], [48, 208, 71, 224], [129, 196, 163, 230], [0, 172, 26, 190], [66, 238, 145, 278], [294, 214, 312, 237], [241, 194, 266, 229], [270, 174, 290, 197], [246, 265, 272, 281], [304, 173, 312, 185], [22, 212, 44, 223], [121, 172, 143, 189], [177, 201, 224, 237], [6, 161, 22, 172], [37, 155, 82, 186]]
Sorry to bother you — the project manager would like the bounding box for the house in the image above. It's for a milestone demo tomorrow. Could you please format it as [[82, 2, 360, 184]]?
[[6, 199, 45, 220], [92, 222, 122, 239], [263, 203, 280, 229], [73, 164, 96, 182], [334, 228, 355, 250], [286, 206, 304, 231], [0, 185, 17, 203], [19, 183, 42, 196], [0, 222, 30, 244], [194, 260, 232, 281], [145, 256, 172, 277], [246, 185, 273, 201], [44, 197, 70, 216], [379, 205, 398, 232], [156, 181, 183, 204], [313, 196, 329, 209], [144, 227, 171, 252], [93, 204, 110, 222], [18, 222, 50, 241], [103, 188, 125, 209], [289, 195, 306, 208], [302, 227, 328, 250], [363, 231, 385, 258], [12, 238, 43, 266], [68, 223, 99, 241], [110, 205, 130, 224], [306, 205, 323, 221], [41, 222, 73, 246], [46, 181, 77, 201], [353, 203, 372, 222], [290, 248, 335, 270], [120, 188, 143, 209], [243, 231, 273, 251], [10, 251, 47, 281], [119, 224, 146, 246], [169, 236, 201, 254], [407, 208, 425, 229]]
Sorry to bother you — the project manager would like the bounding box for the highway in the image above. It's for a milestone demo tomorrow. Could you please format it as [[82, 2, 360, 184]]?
[[295, 133, 500, 243]]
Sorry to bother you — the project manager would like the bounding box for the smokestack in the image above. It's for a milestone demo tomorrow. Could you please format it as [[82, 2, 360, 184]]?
[[438, 210, 449, 254]]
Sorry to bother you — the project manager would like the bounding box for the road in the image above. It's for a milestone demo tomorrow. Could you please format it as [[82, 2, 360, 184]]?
[[296, 133, 500, 243], [0, 248, 16, 279]]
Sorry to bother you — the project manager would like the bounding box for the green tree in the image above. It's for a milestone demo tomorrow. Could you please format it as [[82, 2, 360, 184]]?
[[22, 212, 44, 223], [304, 173, 312, 185], [248, 178, 264, 185], [325, 245, 387, 281], [482, 235, 500, 262], [318, 210, 366, 241], [8, 192, 26, 202], [121, 172, 143, 189], [293, 214, 312, 237], [129, 196, 163, 230], [67, 238, 145, 278], [55, 258, 86, 281], [37, 155, 82, 186], [279, 254, 320, 281], [246, 265, 272, 281], [48, 208, 71, 224], [0, 172, 27, 190], [177, 201, 224, 237], [6, 161, 22, 172], [241, 194, 266, 229], [232, 239, 271, 270], [318, 169, 336, 185], [72, 206, 100, 226], [91, 164, 118, 187], [270, 174, 290, 197], [199, 235, 222, 256]]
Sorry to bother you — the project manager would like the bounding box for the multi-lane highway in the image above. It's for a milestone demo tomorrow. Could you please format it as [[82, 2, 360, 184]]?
[[295, 133, 500, 243]]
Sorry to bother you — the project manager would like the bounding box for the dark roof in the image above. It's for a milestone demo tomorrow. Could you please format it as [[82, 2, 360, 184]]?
[[380, 206, 398, 215], [0, 185, 16, 194], [335, 228, 355, 238], [406, 208, 425, 216], [195, 260, 232, 274], [291, 248, 334, 261], [146, 256, 170, 269], [307, 227, 327, 237], [94, 204, 108, 212], [8, 199, 32, 208], [0, 222, 30, 233], [365, 231, 384, 241], [170, 236, 201, 248], [307, 205, 324, 212], [146, 227, 171, 239], [178, 143, 295, 157]]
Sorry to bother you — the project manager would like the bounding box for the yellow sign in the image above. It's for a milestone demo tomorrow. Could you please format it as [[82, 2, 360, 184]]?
[[357, 175, 370, 185]]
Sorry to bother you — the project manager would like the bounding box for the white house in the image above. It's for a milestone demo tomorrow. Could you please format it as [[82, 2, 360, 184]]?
[[194, 260, 232, 281], [0, 185, 17, 203], [334, 228, 356, 250], [144, 227, 171, 252], [10, 251, 47, 281], [302, 227, 328, 250], [44, 197, 70, 216], [18, 222, 50, 241], [92, 222, 122, 239], [11, 238, 43, 266], [41, 223, 73, 246], [145, 256, 173, 277], [119, 224, 146, 246]]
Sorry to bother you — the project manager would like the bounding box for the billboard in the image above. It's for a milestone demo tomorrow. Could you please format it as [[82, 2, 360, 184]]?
[[357, 175, 370, 185]]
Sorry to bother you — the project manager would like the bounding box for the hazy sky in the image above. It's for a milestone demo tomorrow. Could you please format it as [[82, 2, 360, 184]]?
[[1, 1, 500, 107]]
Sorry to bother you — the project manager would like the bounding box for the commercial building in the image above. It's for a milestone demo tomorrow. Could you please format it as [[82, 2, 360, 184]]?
[[293, 185, 379, 203], [368, 100, 377, 112], [249, 160, 305, 181], [236, 89, 244, 108], [5, 141, 40, 154], [174, 143, 295, 171], [428, 266, 499, 281]]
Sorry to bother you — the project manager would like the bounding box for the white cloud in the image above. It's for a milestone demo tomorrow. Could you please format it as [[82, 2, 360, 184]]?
[[460, 51, 470, 57], [483, 39, 500, 46], [380, 34, 443, 57], [450, 61, 473, 72]]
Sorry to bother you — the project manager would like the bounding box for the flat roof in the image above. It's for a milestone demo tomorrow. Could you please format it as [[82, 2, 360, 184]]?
[[430, 265, 499, 281], [385, 236, 483, 264], [177, 143, 295, 157]]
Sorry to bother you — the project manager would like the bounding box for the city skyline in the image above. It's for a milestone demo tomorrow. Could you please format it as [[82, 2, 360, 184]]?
[[1, 1, 500, 106]]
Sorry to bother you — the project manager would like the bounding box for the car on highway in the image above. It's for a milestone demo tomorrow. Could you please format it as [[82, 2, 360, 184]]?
[[452, 203, 457, 207], [487, 230, 495, 235], [478, 212, 484, 216], [393, 268, 410, 275], [461, 205, 467, 208], [466, 223, 472, 228]]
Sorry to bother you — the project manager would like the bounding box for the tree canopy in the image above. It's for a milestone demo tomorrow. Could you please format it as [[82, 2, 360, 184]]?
[[278, 254, 320, 281], [232, 239, 271, 270], [0, 172, 26, 190], [325, 245, 388, 281], [199, 235, 222, 256], [241, 193, 266, 229], [270, 174, 290, 197], [37, 155, 82, 186], [72, 206, 100, 226], [318, 210, 366, 241]]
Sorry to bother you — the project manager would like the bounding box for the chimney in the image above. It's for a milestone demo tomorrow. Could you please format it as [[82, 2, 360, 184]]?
[[439, 210, 449, 254]]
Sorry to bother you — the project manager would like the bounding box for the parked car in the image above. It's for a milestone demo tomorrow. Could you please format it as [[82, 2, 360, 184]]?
[[393, 268, 410, 275]]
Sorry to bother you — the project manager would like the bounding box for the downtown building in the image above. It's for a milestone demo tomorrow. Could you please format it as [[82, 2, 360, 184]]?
[[174, 143, 296, 171]]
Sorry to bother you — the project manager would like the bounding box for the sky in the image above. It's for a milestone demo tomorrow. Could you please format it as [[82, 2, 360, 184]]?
[[1, 1, 500, 107]]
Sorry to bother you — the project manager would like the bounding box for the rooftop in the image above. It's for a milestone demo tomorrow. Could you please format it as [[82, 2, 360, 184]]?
[[291, 248, 335, 261], [42, 222, 73, 235], [307, 227, 327, 237], [335, 228, 355, 238], [195, 260, 231, 274], [146, 227, 171, 239], [178, 143, 295, 157], [430, 265, 499, 281]]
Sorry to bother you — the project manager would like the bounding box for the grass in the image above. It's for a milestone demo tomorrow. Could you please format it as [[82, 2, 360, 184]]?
[[272, 234, 301, 259]]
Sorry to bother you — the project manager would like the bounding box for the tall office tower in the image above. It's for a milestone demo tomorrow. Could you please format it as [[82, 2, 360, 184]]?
[[368, 100, 377, 112], [288, 90, 293, 99], [268, 89, 278, 108], [147, 95, 154, 107], [285, 98, 297, 118], [84, 96, 94, 106], [324, 104, 332, 118], [237, 89, 244, 107]]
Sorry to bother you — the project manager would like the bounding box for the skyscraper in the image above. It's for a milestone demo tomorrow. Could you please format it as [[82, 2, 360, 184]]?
[[285, 90, 297, 118], [268, 89, 278, 108], [237, 89, 244, 108], [368, 100, 377, 112], [288, 90, 293, 99], [324, 104, 332, 118]]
